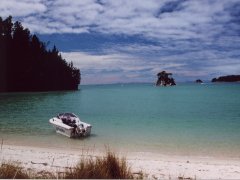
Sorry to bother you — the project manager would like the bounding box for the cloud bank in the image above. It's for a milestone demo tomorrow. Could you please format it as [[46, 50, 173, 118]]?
[[1, 0, 239, 39], [1, 0, 240, 84]]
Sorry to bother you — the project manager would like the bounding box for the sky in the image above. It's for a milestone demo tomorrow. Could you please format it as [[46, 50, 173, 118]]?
[[1, 0, 240, 84]]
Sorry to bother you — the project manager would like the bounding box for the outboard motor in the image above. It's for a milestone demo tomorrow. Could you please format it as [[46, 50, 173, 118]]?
[[76, 124, 86, 136]]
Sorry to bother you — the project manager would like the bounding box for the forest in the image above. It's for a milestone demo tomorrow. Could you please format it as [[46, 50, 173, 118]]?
[[0, 16, 80, 92]]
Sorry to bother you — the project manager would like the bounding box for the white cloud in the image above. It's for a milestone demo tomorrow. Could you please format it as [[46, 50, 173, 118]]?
[[0, 0, 46, 17], [61, 51, 188, 84], [61, 51, 126, 70], [59, 39, 240, 84], [209, 64, 240, 76], [0, 0, 237, 40], [61, 51, 131, 84]]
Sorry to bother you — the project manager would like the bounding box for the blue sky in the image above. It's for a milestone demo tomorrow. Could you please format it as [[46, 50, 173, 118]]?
[[1, 0, 240, 84]]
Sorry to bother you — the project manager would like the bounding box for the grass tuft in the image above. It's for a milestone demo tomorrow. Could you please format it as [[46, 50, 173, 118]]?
[[64, 151, 133, 179], [0, 162, 29, 179]]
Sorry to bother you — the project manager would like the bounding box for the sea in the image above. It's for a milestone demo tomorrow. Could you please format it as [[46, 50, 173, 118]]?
[[0, 83, 240, 158]]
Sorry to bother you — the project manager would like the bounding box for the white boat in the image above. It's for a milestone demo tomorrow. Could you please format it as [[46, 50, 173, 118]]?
[[49, 113, 92, 138]]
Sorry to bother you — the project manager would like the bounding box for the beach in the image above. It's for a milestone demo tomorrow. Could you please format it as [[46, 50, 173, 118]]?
[[1, 144, 240, 179]]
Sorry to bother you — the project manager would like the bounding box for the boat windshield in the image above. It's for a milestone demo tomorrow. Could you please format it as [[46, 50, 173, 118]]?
[[58, 113, 77, 118]]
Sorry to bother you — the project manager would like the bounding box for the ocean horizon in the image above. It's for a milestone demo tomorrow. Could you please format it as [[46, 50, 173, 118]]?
[[0, 83, 240, 158]]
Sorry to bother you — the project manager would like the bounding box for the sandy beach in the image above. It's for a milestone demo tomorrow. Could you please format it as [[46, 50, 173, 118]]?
[[1, 144, 240, 179]]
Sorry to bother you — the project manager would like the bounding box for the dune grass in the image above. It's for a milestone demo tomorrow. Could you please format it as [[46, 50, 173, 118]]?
[[0, 162, 30, 179], [0, 151, 135, 179], [64, 151, 133, 179]]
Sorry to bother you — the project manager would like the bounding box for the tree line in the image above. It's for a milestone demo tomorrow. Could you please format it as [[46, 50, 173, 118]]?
[[0, 16, 81, 92]]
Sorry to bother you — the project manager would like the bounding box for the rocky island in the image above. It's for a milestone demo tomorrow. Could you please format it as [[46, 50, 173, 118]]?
[[212, 75, 240, 83], [156, 71, 176, 86], [196, 79, 203, 83], [0, 16, 80, 92]]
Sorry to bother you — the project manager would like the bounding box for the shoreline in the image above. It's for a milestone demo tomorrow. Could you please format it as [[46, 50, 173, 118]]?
[[1, 144, 240, 179]]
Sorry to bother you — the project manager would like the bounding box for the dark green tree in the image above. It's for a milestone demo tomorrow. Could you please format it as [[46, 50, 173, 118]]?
[[0, 16, 81, 92]]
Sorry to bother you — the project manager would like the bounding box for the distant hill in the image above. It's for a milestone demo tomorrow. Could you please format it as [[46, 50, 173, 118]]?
[[212, 75, 240, 83], [0, 16, 80, 92]]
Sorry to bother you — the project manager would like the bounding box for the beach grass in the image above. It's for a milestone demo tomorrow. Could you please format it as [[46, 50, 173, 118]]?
[[0, 151, 135, 179], [64, 151, 133, 179], [0, 161, 30, 179]]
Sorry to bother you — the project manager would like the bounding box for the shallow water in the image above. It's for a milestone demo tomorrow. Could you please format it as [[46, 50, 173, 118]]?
[[0, 83, 240, 157]]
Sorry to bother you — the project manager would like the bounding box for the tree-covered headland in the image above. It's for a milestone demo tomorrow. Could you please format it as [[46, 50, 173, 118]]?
[[0, 16, 80, 92], [212, 75, 240, 83]]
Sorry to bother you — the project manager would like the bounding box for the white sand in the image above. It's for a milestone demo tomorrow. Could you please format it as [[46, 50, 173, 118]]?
[[1, 144, 240, 179]]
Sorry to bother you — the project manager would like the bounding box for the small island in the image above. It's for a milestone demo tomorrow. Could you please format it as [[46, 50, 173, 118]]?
[[212, 75, 240, 83], [196, 79, 203, 83], [0, 16, 80, 92], [156, 71, 176, 86]]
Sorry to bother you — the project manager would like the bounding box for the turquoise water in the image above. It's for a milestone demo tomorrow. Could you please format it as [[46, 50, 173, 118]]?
[[0, 83, 240, 157]]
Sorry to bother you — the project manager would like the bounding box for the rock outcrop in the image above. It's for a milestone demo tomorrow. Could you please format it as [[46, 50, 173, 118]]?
[[156, 71, 176, 86], [196, 79, 203, 83]]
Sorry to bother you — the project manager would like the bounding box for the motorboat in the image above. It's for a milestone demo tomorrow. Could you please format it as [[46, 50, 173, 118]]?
[[49, 113, 92, 138]]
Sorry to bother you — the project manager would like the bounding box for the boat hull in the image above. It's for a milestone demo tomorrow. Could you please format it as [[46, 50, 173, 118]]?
[[52, 124, 73, 138]]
